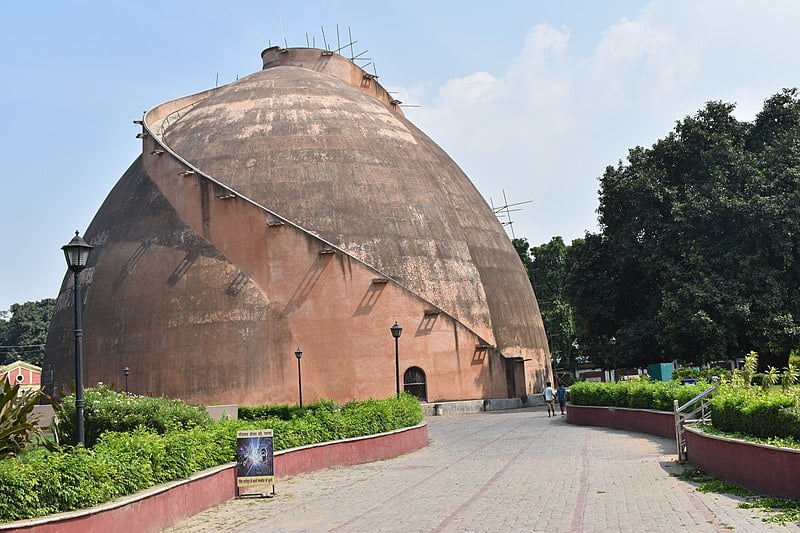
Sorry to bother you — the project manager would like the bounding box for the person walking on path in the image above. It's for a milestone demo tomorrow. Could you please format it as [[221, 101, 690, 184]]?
[[543, 382, 556, 417], [556, 383, 568, 416]]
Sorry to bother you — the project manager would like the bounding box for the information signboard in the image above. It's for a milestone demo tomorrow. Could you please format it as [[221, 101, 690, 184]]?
[[236, 429, 274, 496]]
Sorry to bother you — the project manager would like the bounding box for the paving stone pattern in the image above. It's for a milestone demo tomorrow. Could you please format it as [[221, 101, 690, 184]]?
[[167, 409, 797, 532]]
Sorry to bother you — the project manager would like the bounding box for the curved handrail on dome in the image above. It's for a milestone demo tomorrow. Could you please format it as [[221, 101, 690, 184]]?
[[141, 90, 498, 350], [154, 101, 200, 139]]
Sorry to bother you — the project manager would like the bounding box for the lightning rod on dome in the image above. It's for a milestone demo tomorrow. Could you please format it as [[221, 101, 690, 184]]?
[[271, 26, 373, 75], [349, 27, 355, 59], [278, 9, 286, 48]]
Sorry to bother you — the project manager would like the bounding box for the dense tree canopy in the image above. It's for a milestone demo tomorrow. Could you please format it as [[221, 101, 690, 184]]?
[[514, 237, 578, 370], [0, 299, 54, 366], [566, 89, 800, 368], [529, 237, 578, 370]]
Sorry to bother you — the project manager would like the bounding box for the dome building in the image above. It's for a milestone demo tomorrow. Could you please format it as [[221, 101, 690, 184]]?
[[44, 47, 553, 405]]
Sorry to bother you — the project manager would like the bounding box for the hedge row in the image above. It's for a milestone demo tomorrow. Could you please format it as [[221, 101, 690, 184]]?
[[0, 422, 239, 521], [238, 399, 338, 421], [249, 395, 424, 450], [568, 380, 710, 411], [568, 379, 800, 442], [59, 386, 211, 447], [0, 392, 423, 523], [710, 387, 800, 440]]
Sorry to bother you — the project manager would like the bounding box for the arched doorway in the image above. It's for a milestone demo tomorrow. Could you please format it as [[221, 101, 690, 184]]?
[[403, 366, 427, 402]]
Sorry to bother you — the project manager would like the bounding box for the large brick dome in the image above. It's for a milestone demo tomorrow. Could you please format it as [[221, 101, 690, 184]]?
[[45, 48, 552, 405]]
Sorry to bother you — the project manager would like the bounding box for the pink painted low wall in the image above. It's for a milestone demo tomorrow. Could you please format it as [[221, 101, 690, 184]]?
[[685, 427, 800, 500], [567, 404, 800, 500], [0, 465, 235, 533], [0, 423, 428, 533], [566, 404, 675, 438], [275, 422, 429, 477]]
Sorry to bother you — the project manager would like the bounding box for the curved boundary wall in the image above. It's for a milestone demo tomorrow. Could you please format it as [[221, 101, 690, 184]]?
[[565, 403, 675, 438], [567, 404, 800, 500], [0, 422, 428, 533], [684, 426, 800, 500]]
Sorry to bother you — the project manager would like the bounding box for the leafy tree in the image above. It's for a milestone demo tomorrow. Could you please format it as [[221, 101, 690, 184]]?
[[512, 238, 534, 286], [529, 237, 578, 371], [565, 234, 621, 368], [0, 314, 6, 350], [513, 237, 579, 371], [0, 299, 55, 366], [569, 89, 800, 368], [790, 349, 800, 368]]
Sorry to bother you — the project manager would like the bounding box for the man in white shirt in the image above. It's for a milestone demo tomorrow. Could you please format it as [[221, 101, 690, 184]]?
[[543, 382, 556, 417]]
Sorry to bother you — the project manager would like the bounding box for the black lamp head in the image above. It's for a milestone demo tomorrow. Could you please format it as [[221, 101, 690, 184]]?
[[62, 231, 94, 272], [390, 322, 403, 339]]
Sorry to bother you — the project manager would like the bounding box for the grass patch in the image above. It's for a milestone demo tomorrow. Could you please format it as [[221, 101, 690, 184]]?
[[695, 424, 800, 450], [671, 467, 757, 497], [738, 497, 800, 524], [672, 467, 800, 525]]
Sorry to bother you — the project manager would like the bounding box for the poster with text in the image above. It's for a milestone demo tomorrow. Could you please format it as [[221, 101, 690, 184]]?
[[236, 429, 274, 489]]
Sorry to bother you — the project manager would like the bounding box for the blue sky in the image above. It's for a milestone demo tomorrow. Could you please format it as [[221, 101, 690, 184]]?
[[2, 1, 800, 311]]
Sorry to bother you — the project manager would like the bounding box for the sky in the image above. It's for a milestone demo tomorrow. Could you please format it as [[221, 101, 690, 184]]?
[[2, 0, 800, 312]]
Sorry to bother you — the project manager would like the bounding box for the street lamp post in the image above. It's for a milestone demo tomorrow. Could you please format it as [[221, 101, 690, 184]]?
[[609, 336, 617, 382], [294, 348, 303, 408], [390, 322, 403, 398], [61, 231, 94, 447], [123, 367, 130, 393]]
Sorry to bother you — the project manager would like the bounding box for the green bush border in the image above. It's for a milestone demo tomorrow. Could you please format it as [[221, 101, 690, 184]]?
[[0, 391, 423, 523], [568, 379, 800, 443], [708, 388, 800, 441], [696, 424, 800, 451], [568, 380, 709, 411]]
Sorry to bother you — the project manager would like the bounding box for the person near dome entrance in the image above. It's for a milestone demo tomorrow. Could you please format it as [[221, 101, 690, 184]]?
[[543, 382, 556, 417]]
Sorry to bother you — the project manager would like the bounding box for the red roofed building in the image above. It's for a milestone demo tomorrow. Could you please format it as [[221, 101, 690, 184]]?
[[0, 361, 42, 393]]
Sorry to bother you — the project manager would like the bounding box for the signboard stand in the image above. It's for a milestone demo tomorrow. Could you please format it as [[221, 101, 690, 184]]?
[[235, 429, 275, 498]]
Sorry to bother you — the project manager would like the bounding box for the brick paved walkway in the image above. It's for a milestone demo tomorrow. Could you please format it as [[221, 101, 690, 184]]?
[[167, 409, 797, 532]]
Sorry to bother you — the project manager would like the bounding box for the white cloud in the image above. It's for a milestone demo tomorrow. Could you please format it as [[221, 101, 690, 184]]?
[[401, 0, 800, 245], [587, 16, 700, 112], [438, 71, 502, 105]]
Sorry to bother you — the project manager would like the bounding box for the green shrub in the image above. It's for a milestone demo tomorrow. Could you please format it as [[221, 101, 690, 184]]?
[[0, 380, 58, 458], [238, 399, 338, 421], [698, 424, 800, 450], [0, 454, 49, 520], [243, 394, 423, 449], [709, 387, 800, 440], [0, 394, 423, 523], [673, 366, 731, 382], [59, 385, 212, 447], [569, 380, 710, 411], [789, 349, 800, 368]]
